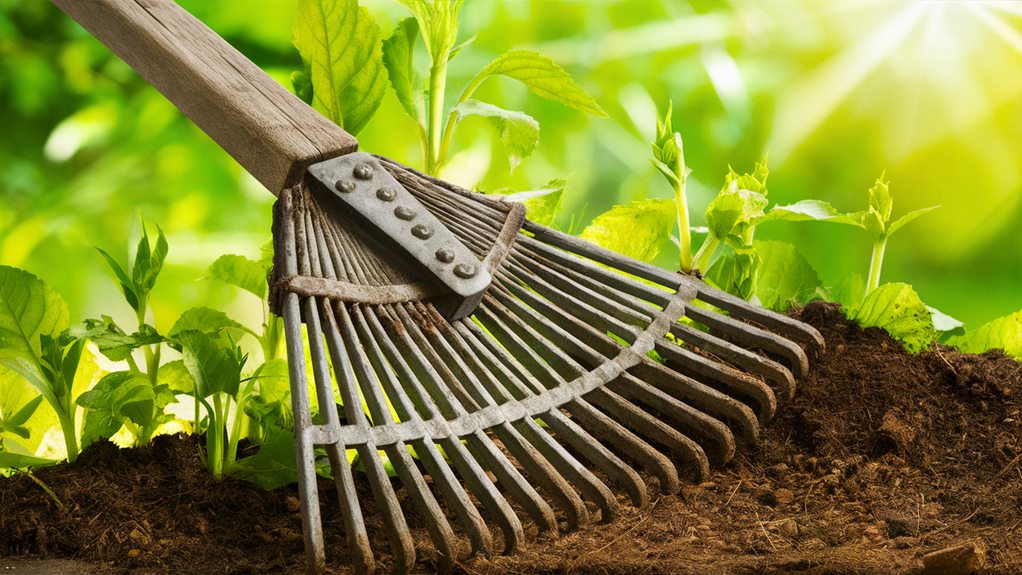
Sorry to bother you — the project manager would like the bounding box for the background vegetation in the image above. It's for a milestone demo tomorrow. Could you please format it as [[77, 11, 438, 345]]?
[[3, 0, 1021, 341]]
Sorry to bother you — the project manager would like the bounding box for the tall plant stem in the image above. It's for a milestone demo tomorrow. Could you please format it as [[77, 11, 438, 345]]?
[[56, 408, 79, 463], [675, 181, 693, 272], [426, 60, 448, 175], [867, 237, 887, 294]]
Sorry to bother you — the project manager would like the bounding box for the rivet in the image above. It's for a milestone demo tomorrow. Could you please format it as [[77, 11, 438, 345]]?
[[435, 248, 455, 263], [453, 263, 477, 278], [352, 163, 373, 180], [376, 187, 397, 202], [394, 206, 416, 220], [411, 224, 434, 239], [334, 180, 355, 193]]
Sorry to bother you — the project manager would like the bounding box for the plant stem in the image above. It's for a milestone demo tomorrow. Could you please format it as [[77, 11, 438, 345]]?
[[426, 60, 448, 175], [55, 408, 79, 463], [693, 236, 720, 272], [23, 471, 65, 510], [675, 179, 693, 272], [866, 237, 887, 294], [209, 394, 224, 480]]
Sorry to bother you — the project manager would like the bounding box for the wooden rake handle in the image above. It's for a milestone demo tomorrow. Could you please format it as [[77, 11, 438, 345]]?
[[52, 0, 358, 194]]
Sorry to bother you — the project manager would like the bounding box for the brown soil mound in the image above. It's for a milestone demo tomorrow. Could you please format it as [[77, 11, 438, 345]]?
[[2, 301, 1020, 574]]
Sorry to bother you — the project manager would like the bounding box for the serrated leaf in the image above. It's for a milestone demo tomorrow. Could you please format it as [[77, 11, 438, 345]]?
[[763, 200, 864, 227], [705, 186, 768, 243], [77, 371, 157, 443], [158, 359, 194, 395], [829, 272, 866, 310], [580, 199, 675, 263], [382, 17, 421, 124], [468, 50, 607, 117], [206, 255, 267, 299], [81, 316, 163, 362], [398, 0, 464, 62], [178, 331, 242, 398], [168, 307, 245, 338], [752, 241, 822, 312], [452, 100, 539, 173], [0, 266, 70, 357], [706, 246, 760, 301], [848, 282, 936, 354], [948, 310, 1022, 359], [293, 0, 388, 134]]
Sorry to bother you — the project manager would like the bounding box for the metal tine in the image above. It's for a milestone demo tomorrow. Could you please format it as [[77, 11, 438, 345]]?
[[398, 304, 593, 530], [518, 238, 796, 402], [507, 251, 778, 421], [327, 303, 459, 570], [301, 207, 417, 572], [483, 285, 721, 473], [496, 265, 758, 451], [421, 304, 619, 522], [684, 305, 810, 379], [474, 294, 709, 485], [365, 308, 523, 556], [522, 222, 825, 357], [312, 191, 396, 287], [353, 307, 496, 558], [453, 318, 644, 512], [459, 319, 669, 503], [379, 304, 559, 536], [285, 191, 374, 573]]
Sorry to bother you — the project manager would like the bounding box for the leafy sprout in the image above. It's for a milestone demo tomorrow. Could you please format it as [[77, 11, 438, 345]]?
[[650, 101, 693, 272]]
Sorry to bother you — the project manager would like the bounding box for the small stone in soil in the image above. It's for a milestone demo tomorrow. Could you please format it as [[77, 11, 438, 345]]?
[[918, 540, 986, 575]]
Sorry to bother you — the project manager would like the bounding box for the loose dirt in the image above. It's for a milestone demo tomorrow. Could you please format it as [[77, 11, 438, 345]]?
[[2, 302, 1020, 574]]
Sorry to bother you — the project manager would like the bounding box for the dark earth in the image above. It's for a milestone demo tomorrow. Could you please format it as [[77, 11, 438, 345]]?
[[2, 301, 1020, 574]]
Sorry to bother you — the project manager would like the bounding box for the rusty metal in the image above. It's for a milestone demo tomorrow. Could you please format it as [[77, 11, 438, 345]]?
[[271, 158, 824, 574]]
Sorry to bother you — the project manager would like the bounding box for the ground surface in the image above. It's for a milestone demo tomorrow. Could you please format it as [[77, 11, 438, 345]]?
[[1, 302, 1020, 574]]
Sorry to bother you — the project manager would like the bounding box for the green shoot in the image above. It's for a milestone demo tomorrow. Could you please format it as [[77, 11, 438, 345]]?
[[650, 101, 693, 272]]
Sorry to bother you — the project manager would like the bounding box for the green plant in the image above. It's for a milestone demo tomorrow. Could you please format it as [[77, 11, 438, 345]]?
[[205, 251, 283, 362], [292, 0, 606, 176], [650, 101, 693, 272], [0, 265, 86, 462]]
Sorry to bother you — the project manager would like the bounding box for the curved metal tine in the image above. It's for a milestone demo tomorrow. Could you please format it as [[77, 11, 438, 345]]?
[[381, 305, 558, 538], [496, 268, 758, 450], [473, 295, 707, 487], [277, 192, 330, 574], [483, 285, 720, 475], [427, 308, 618, 522], [517, 241, 794, 404], [362, 309, 516, 557], [455, 319, 645, 510], [400, 304, 591, 530], [684, 305, 811, 379], [333, 304, 459, 570], [459, 319, 661, 504], [522, 222, 825, 354]]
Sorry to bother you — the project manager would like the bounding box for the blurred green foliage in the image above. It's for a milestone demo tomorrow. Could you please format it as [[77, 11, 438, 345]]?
[[2, 0, 1021, 336]]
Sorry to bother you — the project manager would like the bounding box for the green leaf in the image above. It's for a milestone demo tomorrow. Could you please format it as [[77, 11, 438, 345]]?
[[928, 306, 964, 335], [81, 316, 163, 362], [0, 450, 58, 470], [0, 364, 57, 456], [230, 426, 297, 489], [763, 200, 864, 227], [848, 283, 937, 354], [651, 101, 687, 188], [706, 246, 760, 301], [705, 186, 768, 243], [0, 266, 70, 357], [178, 331, 243, 398], [207, 254, 268, 299], [95, 248, 138, 312], [290, 66, 314, 104], [382, 17, 422, 124], [168, 307, 245, 338], [867, 174, 893, 221], [452, 100, 539, 173], [131, 221, 167, 296], [491, 179, 566, 226], [0, 395, 44, 439], [887, 206, 939, 237], [398, 0, 464, 62], [77, 371, 158, 444], [293, 0, 388, 135], [752, 241, 822, 312], [467, 50, 607, 117], [158, 359, 195, 395], [829, 273, 866, 310], [580, 198, 675, 263], [948, 310, 1022, 359]]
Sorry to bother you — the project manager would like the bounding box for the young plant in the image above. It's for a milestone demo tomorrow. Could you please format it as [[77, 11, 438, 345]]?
[[766, 173, 939, 293], [0, 265, 86, 462], [292, 0, 606, 176], [205, 250, 282, 362], [650, 101, 694, 272]]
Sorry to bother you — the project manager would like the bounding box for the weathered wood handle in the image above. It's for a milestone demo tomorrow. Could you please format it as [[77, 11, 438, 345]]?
[[52, 0, 358, 194]]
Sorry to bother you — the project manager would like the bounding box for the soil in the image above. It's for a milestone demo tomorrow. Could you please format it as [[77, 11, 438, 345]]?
[[2, 301, 1020, 574]]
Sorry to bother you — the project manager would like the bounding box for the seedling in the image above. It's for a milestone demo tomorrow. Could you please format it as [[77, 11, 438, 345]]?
[[650, 101, 693, 272]]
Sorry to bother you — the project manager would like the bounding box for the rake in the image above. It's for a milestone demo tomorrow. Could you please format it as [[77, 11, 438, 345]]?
[[54, 1, 825, 573]]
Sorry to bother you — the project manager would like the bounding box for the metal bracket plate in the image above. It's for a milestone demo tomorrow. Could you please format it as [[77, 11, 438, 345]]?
[[307, 153, 492, 301]]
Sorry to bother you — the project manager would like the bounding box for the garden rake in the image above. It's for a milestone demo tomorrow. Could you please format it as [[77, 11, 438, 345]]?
[[53, 1, 825, 573]]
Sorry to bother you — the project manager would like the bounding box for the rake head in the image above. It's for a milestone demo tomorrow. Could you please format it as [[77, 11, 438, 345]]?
[[270, 153, 824, 574]]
